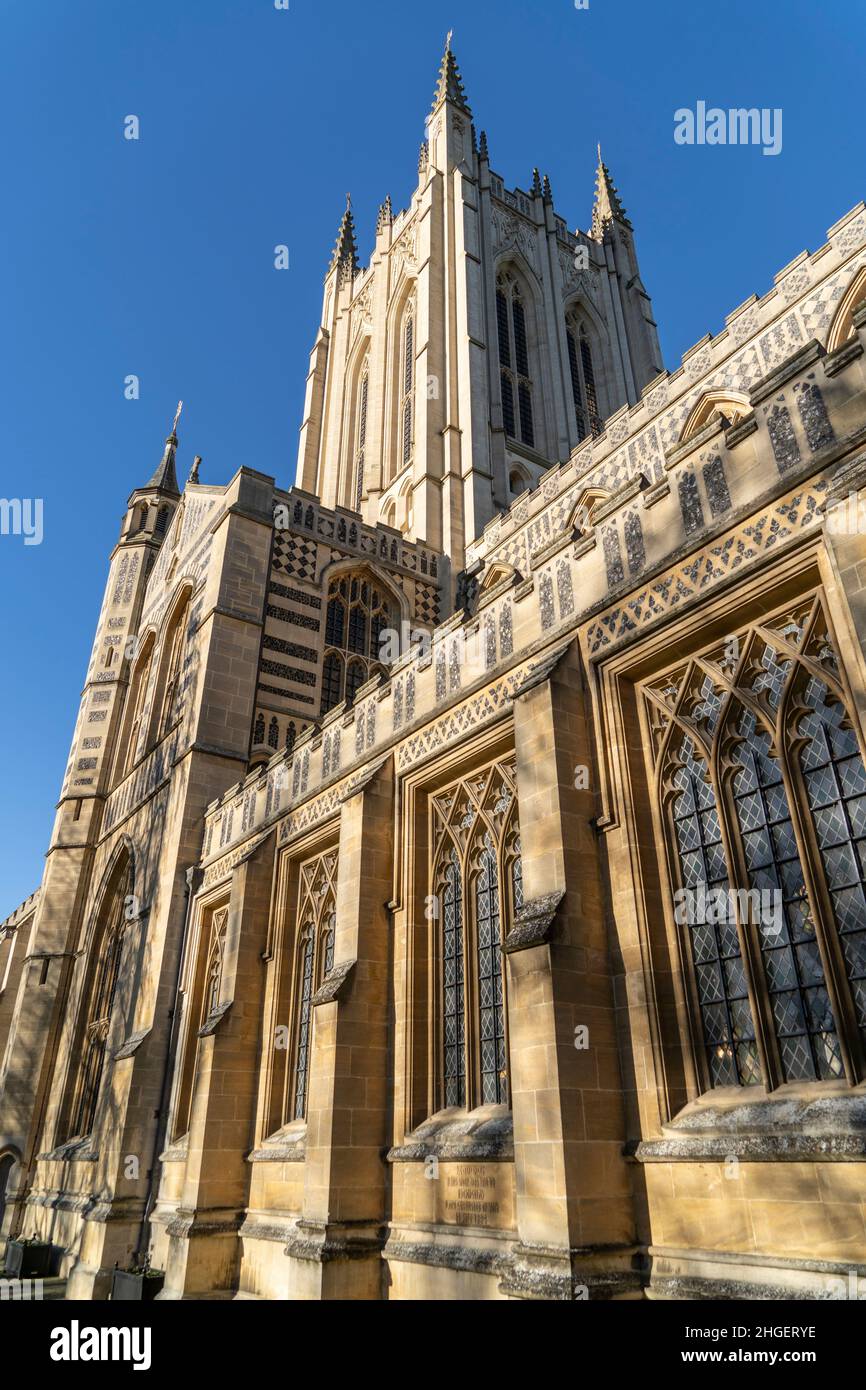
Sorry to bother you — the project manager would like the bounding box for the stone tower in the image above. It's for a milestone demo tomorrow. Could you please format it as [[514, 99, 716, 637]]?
[[295, 37, 662, 569]]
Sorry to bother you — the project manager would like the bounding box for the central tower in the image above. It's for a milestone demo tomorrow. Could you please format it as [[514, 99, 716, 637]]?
[[295, 37, 663, 573]]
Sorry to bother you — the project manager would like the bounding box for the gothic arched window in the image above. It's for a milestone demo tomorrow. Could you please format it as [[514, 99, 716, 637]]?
[[64, 854, 131, 1141], [497, 272, 535, 448], [172, 902, 229, 1141], [643, 595, 866, 1093], [319, 571, 396, 715], [289, 851, 338, 1122], [354, 363, 369, 511], [399, 300, 415, 471], [321, 651, 344, 715], [155, 591, 191, 740], [119, 634, 154, 776], [565, 310, 602, 442], [431, 757, 521, 1111]]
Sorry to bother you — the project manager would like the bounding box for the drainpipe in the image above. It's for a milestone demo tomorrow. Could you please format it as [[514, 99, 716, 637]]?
[[133, 863, 201, 1264]]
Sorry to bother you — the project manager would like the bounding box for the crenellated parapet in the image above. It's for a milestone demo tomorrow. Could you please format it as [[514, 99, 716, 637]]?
[[465, 200, 866, 578]]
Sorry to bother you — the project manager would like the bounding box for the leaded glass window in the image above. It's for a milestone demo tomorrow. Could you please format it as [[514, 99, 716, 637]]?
[[642, 594, 866, 1093], [287, 850, 338, 1123], [65, 856, 131, 1141], [667, 730, 759, 1087], [798, 677, 866, 1051], [441, 850, 465, 1107], [431, 758, 521, 1111], [293, 928, 315, 1120], [476, 837, 506, 1103], [319, 571, 396, 715]]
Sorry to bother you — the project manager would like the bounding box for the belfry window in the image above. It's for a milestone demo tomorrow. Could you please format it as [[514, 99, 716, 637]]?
[[431, 757, 521, 1110], [497, 272, 535, 448], [565, 311, 602, 442], [320, 572, 394, 715], [642, 594, 866, 1093], [354, 365, 369, 511], [399, 301, 415, 470]]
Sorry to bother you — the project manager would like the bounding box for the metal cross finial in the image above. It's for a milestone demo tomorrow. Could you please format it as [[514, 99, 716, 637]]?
[[171, 400, 183, 436]]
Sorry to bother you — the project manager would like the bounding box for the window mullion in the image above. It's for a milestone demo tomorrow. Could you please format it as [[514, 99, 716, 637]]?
[[713, 743, 785, 1091], [778, 684, 864, 1083], [463, 866, 477, 1111]]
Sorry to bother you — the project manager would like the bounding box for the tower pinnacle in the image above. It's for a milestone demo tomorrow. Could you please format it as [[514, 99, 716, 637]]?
[[430, 32, 471, 115], [146, 401, 182, 493], [592, 145, 632, 240], [328, 194, 359, 283]]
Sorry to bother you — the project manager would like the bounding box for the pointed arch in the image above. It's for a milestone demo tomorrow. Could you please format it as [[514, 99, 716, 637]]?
[[429, 755, 519, 1112], [171, 897, 231, 1141], [641, 592, 866, 1094], [827, 264, 866, 353], [342, 333, 371, 512], [147, 581, 194, 745], [508, 465, 531, 497], [115, 630, 157, 778], [495, 260, 544, 453], [680, 389, 752, 443], [478, 561, 519, 595], [568, 486, 611, 534], [563, 296, 609, 442], [61, 843, 134, 1142], [318, 562, 406, 715], [384, 279, 417, 485]]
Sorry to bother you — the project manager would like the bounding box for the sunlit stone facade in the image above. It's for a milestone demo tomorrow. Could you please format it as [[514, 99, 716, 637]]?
[[2, 42, 866, 1300]]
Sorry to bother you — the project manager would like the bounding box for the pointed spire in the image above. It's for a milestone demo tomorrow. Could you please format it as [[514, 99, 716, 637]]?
[[542, 173, 553, 203], [376, 194, 393, 235], [531, 167, 543, 198], [188, 455, 202, 485], [591, 144, 632, 239], [418, 139, 429, 174], [146, 401, 181, 494], [430, 31, 471, 115], [479, 129, 489, 161], [328, 194, 359, 283]]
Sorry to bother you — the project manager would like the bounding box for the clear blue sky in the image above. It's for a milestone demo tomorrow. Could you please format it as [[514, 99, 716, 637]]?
[[0, 0, 862, 914]]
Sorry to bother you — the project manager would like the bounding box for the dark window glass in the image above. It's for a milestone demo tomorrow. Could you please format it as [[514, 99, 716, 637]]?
[[442, 852, 465, 1107]]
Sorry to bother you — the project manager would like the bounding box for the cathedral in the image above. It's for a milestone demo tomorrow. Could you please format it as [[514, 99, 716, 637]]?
[[3, 39, 866, 1301]]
